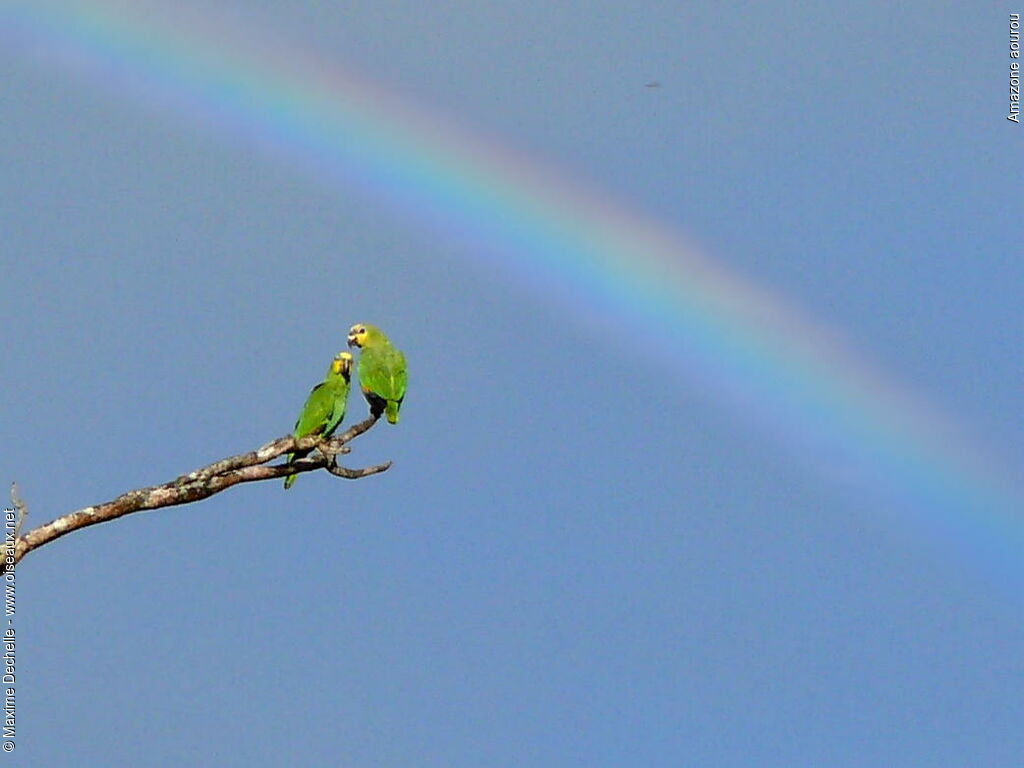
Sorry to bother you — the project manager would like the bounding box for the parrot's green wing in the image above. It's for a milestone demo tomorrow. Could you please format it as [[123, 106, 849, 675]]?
[[294, 382, 336, 437], [284, 380, 343, 489], [359, 345, 407, 424]]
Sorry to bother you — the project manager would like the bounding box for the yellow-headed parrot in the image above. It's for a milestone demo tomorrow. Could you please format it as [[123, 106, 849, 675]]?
[[346, 323, 407, 424], [283, 351, 352, 489]]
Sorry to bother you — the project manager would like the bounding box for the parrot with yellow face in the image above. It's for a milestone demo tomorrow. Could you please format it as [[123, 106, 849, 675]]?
[[283, 351, 352, 489], [346, 323, 407, 424]]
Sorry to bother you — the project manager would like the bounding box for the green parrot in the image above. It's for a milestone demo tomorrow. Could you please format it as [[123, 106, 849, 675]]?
[[283, 351, 353, 489], [346, 323, 407, 424]]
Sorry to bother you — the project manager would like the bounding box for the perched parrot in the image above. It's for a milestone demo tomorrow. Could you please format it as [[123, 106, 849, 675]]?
[[283, 351, 352, 489], [346, 323, 407, 424]]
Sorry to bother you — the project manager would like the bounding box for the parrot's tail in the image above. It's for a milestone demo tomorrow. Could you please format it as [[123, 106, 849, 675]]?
[[283, 451, 298, 489], [385, 400, 400, 425]]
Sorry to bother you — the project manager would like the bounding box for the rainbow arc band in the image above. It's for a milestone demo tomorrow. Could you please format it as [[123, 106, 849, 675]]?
[[5, 4, 1021, 548]]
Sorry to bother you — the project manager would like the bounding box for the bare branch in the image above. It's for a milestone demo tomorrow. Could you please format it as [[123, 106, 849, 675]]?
[[326, 461, 393, 479], [2, 415, 389, 573]]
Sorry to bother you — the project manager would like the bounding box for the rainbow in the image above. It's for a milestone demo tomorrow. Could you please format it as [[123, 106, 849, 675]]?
[[6, 3, 1022, 572]]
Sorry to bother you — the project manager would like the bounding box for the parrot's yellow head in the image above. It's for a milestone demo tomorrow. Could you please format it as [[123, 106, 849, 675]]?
[[347, 323, 385, 349], [331, 352, 353, 377]]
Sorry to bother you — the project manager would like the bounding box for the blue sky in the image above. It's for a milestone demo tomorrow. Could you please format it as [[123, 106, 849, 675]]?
[[2, 1, 1022, 765]]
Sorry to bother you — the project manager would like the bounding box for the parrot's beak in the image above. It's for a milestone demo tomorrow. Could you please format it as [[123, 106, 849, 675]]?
[[346, 335, 358, 348]]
